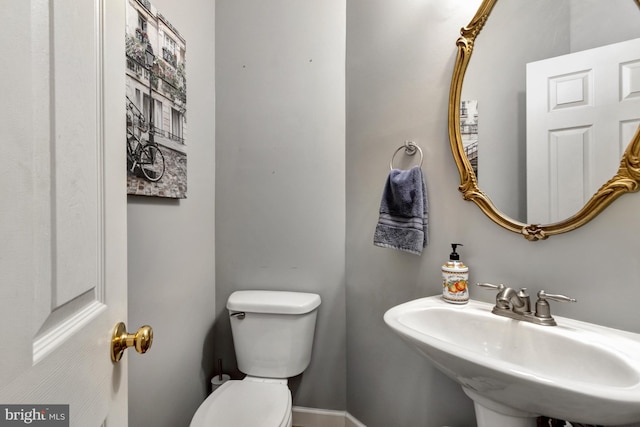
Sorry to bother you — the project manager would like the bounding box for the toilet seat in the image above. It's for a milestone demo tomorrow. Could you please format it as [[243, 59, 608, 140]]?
[[189, 380, 292, 427]]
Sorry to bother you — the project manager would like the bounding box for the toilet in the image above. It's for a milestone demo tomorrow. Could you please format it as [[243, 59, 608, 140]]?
[[190, 290, 321, 427]]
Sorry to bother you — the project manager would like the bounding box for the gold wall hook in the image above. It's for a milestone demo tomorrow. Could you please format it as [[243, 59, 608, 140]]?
[[111, 322, 153, 363]]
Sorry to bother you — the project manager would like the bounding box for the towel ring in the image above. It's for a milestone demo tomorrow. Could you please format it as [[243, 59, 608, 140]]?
[[390, 141, 423, 170]]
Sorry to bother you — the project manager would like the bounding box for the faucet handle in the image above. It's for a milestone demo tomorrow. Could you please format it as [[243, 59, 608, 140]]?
[[537, 290, 577, 304], [534, 290, 577, 323], [476, 283, 505, 291]]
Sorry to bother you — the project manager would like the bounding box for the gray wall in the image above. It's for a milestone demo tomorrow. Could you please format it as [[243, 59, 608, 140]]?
[[570, 0, 640, 52], [346, 1, 479, 425], [346, 1, 640, 427], [214, 0, 347, 411], [127, 0, 216, 426]]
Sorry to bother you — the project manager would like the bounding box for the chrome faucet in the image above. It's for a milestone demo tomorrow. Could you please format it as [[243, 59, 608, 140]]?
[[477, 283, 576, 326]]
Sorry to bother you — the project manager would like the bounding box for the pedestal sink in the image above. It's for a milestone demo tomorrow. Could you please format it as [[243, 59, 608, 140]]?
[[384, 296, 640, 427]]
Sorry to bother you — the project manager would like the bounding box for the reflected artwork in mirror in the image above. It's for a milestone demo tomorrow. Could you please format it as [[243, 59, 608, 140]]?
[[448, 0, 640, 240]]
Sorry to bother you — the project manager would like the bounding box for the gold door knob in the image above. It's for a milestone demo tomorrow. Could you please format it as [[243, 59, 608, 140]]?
[[111, 322, 153, 363]]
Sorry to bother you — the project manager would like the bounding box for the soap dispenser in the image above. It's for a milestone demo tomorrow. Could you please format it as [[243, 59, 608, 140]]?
[[442, 243, 469, 304]]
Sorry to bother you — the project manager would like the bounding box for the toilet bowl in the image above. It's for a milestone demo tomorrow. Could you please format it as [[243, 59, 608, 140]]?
[[189, 290, 320, 427], [190, 377, 292, 427]]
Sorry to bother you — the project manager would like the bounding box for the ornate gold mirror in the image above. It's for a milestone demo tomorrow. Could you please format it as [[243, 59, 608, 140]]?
[[448, 0, 640, 240]]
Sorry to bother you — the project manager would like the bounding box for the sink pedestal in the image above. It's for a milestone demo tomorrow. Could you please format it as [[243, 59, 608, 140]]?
[[463, 387, 538, 427]]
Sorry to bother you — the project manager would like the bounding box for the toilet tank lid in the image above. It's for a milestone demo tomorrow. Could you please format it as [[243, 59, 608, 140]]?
[[227, 290, 321, 315]]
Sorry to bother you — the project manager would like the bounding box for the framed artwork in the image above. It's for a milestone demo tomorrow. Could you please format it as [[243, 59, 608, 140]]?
[[460, 100, 478, 178], [125, 0, 187, 198]]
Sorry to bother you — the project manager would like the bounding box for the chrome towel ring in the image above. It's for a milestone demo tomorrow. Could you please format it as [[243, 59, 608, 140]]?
[[390, 141, 423, 170]]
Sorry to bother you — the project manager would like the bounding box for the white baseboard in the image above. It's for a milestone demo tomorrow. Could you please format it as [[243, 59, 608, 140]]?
[[345, 412, 366, 427], [292, 406, 366, 427]]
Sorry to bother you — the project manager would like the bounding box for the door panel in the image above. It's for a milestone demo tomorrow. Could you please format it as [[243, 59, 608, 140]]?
[[0, 1, 127, 426], [527, 38, 640, 223]]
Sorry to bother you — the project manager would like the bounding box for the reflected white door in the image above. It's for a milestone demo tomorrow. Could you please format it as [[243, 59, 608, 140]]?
[[527, 38, 640, 224], [0, 1, 128, 426]]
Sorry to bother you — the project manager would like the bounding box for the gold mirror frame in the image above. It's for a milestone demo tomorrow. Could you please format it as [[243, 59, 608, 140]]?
[[448, 0, 640, 241]]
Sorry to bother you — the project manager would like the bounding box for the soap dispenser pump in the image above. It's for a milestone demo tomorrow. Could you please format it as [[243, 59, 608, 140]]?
[[442, 243, 469, 304]]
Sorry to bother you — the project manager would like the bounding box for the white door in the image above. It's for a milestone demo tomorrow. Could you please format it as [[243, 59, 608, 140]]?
[[526, 38, 640, 223], [0, 1, 131, 426]]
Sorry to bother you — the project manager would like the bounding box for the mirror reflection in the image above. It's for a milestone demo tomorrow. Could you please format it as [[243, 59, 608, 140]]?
[[461, 0, 640, 225]]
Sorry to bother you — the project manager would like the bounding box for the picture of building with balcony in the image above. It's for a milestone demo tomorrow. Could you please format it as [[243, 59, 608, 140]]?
[[125, 0, 187, 198], [460, 100, 478, 178]]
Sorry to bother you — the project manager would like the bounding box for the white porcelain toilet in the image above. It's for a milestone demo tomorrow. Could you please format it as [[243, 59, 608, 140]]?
[[190, 290, 321, 427]]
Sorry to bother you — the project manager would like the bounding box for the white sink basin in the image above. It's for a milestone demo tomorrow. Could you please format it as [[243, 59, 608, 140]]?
[[384, 296, 640, 426]]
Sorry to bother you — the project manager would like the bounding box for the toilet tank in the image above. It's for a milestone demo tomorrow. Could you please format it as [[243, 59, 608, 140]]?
[[227, 290, 321, 378]]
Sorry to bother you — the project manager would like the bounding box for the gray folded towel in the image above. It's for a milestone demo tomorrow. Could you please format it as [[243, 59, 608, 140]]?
[[373, 166, 428, 255]]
